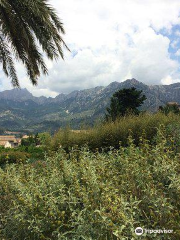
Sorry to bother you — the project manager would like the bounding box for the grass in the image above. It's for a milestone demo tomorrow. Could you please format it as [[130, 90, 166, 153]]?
[[0, 127, 179, 239], [51, 112, 180, 151]]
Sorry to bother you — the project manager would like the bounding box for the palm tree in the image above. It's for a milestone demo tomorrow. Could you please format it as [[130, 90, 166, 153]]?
[[0, 0, 68, 87]]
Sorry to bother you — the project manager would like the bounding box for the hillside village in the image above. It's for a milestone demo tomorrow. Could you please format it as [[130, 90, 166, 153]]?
[[0, 135, 29, 148]]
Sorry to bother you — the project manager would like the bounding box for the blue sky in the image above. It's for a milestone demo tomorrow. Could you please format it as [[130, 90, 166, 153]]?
[[1, 0, 180, 97], [168, 26, 180, 57]]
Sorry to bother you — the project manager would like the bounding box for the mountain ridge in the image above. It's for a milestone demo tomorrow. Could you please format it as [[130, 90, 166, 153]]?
[[0, 79, 180, 132]]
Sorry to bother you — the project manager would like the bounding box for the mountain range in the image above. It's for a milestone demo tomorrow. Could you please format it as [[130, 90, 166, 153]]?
[[0, 78, 180, 132]]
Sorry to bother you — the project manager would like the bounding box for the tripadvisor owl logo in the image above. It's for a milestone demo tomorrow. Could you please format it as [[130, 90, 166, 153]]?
[[135, 227, 143, 235]]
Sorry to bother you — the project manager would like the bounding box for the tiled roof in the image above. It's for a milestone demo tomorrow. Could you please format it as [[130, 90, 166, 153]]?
[[167, 102, 178, 105], [0, 135, 20, 146], [0, 136, 16, 141], [22, 135, 29, 139], [0, 141, 8, 146]]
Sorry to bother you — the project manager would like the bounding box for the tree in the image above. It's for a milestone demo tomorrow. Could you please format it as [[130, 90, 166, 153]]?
[[38, 132, 51, 149], [105, 87, 147, 121], [159, 103, 180, 115], [0, 0, 68, 87], [21, 134, 40, 147]]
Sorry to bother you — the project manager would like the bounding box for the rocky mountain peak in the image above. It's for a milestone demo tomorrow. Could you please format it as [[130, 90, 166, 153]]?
[[0, 88, 33, 101], [1, 78, 180, 133]]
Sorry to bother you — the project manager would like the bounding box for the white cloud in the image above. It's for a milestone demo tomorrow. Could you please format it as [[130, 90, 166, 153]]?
[[1, 0, 180, 96], [175, 30, 180, 36], [161, 75, 180, 85], [175, 49, 180, 56], [171, 40, 179, 49], [161, 75, 174, 85]]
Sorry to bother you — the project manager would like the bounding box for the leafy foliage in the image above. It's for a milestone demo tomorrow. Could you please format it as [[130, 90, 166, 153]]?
[[105, 87, 147, 121], [159, 103, 180, 115], [0, 151, 29, 165], [0, 144, 44, 166], [51, 112, 180, 151], [0, 0, 68, 86], [0, 128, 179, 239], [21, 134, 40, 147], [38, 132, 52, 149]]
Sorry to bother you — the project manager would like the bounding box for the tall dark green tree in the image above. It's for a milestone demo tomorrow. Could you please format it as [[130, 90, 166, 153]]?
[[0, 0, 68, 87], [105, 87, 147, 121]]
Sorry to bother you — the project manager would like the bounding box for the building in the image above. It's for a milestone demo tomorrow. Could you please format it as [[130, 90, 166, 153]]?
[[167, 102, 180, 110], [0, 136, 21, 148], [22, 135, 29, 139]]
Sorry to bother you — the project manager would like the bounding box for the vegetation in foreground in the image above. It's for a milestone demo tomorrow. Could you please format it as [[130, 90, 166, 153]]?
[[50, 112, 180, 151], [0, 127, 180, 240]]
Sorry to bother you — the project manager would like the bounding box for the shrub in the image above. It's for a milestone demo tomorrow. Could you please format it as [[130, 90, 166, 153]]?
[[0, 128, 179, 239], [51, 112, 180, 151], [0, 151, 30, 165]]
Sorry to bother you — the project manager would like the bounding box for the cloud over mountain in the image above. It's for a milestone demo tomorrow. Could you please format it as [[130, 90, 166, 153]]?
[[1, 0, 180, 97]]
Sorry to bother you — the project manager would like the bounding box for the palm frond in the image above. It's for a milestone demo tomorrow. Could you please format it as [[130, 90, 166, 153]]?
[[0, 35, 19, 87], [0, 0, 69, 87]]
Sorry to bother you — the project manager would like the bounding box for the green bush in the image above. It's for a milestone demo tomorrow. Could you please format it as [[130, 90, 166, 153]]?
[[0, 128, 179, 239], [51, 112, 180, 151], [0, 146, 45, 164], [0, 151, 30, 165]]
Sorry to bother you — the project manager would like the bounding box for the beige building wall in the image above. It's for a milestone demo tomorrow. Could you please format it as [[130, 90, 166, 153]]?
[[5, 141, 13, 148]]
